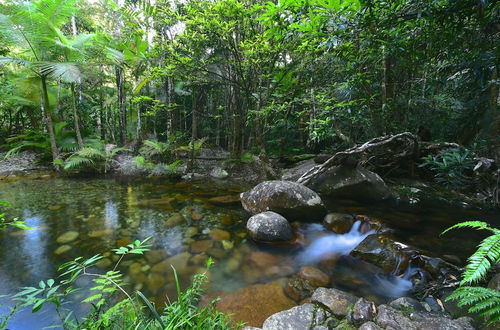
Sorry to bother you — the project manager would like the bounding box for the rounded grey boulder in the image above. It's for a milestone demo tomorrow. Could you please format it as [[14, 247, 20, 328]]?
[[240, 180, 326, 221], [247, 211, 294, 242]]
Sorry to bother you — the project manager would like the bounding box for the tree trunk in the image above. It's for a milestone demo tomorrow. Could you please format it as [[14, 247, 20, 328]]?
[[489, 67, 499, 163], [71, 83, 84, 148], [115, 66, 126, 145], [41, 76, 61, 171], [231, 86, 243, 159]]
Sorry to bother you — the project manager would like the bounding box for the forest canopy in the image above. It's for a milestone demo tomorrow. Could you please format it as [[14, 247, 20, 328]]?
[[0, 0, 498, 167]]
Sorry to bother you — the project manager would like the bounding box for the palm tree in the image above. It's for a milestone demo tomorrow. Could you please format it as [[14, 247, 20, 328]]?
[[0, 0, 83, 170]]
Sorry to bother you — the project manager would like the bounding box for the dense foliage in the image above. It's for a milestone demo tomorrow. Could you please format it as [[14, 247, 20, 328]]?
[[0, 0, 497, 167]]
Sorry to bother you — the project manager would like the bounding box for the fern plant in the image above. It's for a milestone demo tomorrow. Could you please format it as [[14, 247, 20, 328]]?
[[139, 139, 172, 162], [442, 221, 500, 324], [64, 143, 128, 173]]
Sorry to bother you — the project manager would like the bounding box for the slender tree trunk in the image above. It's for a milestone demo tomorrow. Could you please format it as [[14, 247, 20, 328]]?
[[71, 83, 84, 148], [41, 76, 61, 171], [115, 66, 126, 145], [489, 67, 499, 163], [231, 86, 243, 159], [99, 81, 105, 141]]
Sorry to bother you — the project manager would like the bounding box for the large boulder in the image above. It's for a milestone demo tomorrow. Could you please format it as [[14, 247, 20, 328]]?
[[247, 211, 294, 242], [305, 165, 394, 201], [240, 181, 326, 221]]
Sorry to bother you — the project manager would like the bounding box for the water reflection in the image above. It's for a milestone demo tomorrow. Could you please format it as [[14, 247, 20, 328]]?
[[19, 213, 51, 281], [104, 200, 119, 229]]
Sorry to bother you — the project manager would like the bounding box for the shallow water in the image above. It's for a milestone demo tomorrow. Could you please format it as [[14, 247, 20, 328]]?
[[0, 174, 498, 329]]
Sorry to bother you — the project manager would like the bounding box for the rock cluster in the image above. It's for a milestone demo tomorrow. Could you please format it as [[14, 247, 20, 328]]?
[[246, 286, 475, 330]]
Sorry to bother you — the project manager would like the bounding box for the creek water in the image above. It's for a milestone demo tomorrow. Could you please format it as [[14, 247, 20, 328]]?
[[0, 173, 497, 329]]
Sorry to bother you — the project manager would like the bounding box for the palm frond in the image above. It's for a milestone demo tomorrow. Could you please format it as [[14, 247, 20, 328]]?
[[34, 0, 78, 27], [37, 61, 82, 83], [0, 14, 27, 46], [0, 56, 32, 68]]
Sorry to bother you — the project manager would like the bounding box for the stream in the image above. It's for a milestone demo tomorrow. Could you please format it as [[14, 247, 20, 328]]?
[[0, 173, 497, 329]]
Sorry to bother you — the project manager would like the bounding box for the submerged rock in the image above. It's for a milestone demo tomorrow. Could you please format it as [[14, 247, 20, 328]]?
[[151, 252, 191, 275], [56, 231, 79, 244], [240, 180, 326, 221], [209, 228, 231, 241], [190, 240, 213, 254], [305, 165, 394, 201], [214, 280, 296, 327], [88, 229, 114, 238], [54, 245, 72, 255], [144, 250, 168, 264], [247, 211, 294, 242], [297, 266, 330, 287], [207, 195, 241, 205], [284, 267, 331, 302], [164, 213, 185, 228]]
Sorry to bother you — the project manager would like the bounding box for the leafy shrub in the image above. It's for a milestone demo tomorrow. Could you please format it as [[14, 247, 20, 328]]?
[[12, 238, 238, 329], [442, 221, 500, 325], [421, 147, 476, 187]]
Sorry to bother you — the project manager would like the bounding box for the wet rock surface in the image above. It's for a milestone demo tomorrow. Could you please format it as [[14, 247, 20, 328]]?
[[247, 211, 294, 242], [324, 213, 355, 234], [281, 159, 317, 181], [261, 303, 331, 330], [312, 287, 359, 317], [350, 234, 414, 273], [348, 298, 377, 326], [304, 165, 394, 201], [240, 180, 326, 221]]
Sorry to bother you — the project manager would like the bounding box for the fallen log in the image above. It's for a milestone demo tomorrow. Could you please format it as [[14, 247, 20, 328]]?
[[297, 132, 419, 185]]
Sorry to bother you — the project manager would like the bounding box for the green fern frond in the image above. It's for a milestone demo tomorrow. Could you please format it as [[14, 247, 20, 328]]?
[[447, 286, 500, 324], [442, 221, 496, 235], [462, 234, 500, 285], [63, 156, 94, 170], [76, 147, 106, 159]]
